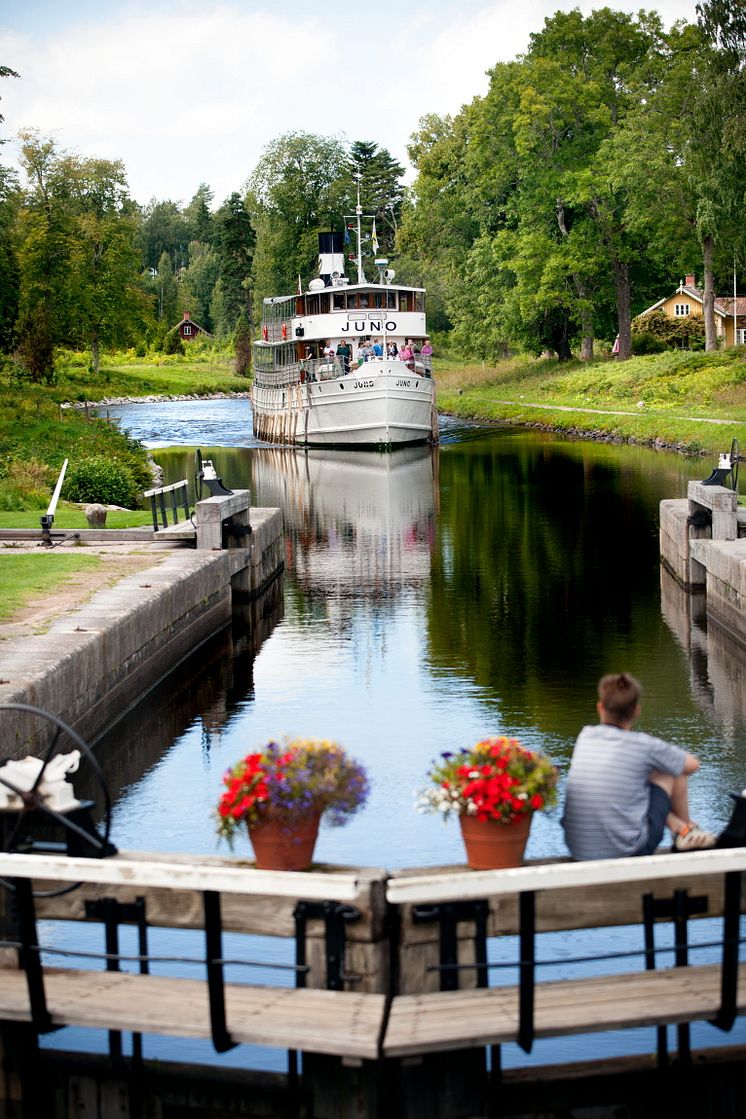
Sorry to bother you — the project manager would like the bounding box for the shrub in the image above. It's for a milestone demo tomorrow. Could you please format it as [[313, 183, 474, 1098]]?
[[163, 329, 185, 356], [63, 455, 138, 507], [632, 310, 706, 350], [632, 332, 667, 356], [0, 457, 56, 510]]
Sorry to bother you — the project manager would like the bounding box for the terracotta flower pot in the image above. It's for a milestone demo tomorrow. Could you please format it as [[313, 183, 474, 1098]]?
[[248, 813, 321, 871], [459, 812, 532, 870]]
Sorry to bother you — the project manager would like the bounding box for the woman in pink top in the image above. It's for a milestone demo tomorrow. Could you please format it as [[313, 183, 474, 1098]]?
[[399, 343, 414, 367]]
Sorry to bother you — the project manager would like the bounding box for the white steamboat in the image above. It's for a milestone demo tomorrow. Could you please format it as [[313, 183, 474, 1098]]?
[[251, 206, 437, 449]]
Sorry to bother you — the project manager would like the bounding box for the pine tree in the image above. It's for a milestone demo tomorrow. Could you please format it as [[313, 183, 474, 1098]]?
[[234, 308, 251, 377], [345, 141, 405, 256]]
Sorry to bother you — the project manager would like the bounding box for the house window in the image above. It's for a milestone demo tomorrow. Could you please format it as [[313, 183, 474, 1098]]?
[[737, 328, 746, 346], [674, 303, 690, 317], [183, 325, 192, 335]]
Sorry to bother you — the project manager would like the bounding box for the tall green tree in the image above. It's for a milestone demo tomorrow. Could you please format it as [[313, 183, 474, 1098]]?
[[16, 133, 148, 378], [404, 8, 673, 361], [0, 65, 20, 352], [184, 183, 214, 244], [398, 112, 477, 333], [154, 250, 178, 326], [690, 0, 746, 348], [137, 198, 191, 272], [343, 140, 405, 257], [14, 132, 74, 381], [179, 240, 219, 330], [213, 191, 255, 335], [247, 131, 346, 299]]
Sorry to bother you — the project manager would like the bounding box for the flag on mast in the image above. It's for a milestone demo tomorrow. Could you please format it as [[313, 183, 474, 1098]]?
[[371, 219, 379, 255]]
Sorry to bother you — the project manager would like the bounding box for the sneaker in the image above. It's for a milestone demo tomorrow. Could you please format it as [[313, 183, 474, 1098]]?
[[672, 823, 717, 852]]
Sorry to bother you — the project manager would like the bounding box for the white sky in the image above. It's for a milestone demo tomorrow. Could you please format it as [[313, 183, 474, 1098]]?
[[0, 0, 700, 207]]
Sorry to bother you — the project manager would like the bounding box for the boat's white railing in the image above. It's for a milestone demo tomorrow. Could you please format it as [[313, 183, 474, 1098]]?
[[305, 357, 343, 381], [253, 363, 304, 389]]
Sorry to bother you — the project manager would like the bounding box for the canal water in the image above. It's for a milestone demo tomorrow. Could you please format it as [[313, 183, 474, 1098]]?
[[52, 397, 746, 1072]]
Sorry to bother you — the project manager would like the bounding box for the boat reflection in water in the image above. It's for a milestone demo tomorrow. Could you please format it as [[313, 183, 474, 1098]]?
[[251, 445, 439, 604]]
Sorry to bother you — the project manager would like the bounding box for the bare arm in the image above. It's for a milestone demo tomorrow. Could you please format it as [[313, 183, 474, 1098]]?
[[682, 752, 700, 775]]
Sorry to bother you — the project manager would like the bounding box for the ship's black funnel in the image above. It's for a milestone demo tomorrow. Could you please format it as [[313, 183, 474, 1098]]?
[[319, 231, 343, 255]]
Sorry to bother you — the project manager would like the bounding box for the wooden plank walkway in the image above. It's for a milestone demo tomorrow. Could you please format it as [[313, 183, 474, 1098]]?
[[0, 969, 386, 1060], [383, 964, 746, 1057], [0, 847, 744, 1067]]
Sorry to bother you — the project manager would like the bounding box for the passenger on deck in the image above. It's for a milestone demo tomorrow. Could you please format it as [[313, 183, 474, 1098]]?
[[399, 342, 414, 369], [336, 339, 351, 374], [562, 672, 716, 860], [372, 339, 383, 358], [387, 341, 399, 359]]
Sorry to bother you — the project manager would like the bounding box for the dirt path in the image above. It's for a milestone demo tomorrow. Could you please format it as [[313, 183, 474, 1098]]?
[[0, 547, 163, 640], [485, 398, 746, 425]]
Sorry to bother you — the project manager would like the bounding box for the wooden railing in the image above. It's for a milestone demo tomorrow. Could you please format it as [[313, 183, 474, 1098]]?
[[385, 849, 746, 1060], [143, 479, 191, 533], [0, 847, 744, 1074]]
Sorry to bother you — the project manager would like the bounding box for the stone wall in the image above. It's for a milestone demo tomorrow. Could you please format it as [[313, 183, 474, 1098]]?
[[0, 508, 283, 757]]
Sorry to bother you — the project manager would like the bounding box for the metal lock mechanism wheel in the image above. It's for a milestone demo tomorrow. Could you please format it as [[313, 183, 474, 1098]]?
[[0, 703, 116, 895]]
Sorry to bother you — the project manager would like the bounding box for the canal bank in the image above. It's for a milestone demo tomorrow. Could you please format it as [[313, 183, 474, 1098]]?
[[0, 497, 283, 756], [660, 480, 746, 650]]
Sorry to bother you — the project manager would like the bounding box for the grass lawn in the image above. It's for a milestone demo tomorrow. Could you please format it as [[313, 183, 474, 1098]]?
[[56, 351, 248, 400], [434, 349, 746, 456], [0, 553, 103, 622], [0, 504, 153, 530]]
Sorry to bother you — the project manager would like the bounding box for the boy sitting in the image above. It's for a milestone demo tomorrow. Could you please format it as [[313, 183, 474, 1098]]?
[[562, 672, 716, 860]]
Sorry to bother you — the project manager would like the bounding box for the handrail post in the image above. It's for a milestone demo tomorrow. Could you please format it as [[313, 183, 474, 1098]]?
[[712, 870, 742, 1032], [202, 890, 236, 1053], [517, 891, 536, 1053], [13, 877, 54, 1034]]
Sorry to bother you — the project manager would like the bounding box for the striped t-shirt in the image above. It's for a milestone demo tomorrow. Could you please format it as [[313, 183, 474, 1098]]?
[[561, 724, 687, 860]]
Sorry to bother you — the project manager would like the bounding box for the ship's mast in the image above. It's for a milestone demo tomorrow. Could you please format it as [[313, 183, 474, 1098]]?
[[355, 175, 364, 285]]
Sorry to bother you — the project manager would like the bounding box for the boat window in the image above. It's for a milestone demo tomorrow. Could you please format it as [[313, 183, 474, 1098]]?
[[346, 293, 358, 310], [373, 292, 383, 308], [359, 293, 370, 308], [415, 293, 425, 312], [333, 293, 345, 310], [387, 291, 397, 309], [306, 295, 320, 315], [399, 294, 410, 312], [296, 296, 305, 315]]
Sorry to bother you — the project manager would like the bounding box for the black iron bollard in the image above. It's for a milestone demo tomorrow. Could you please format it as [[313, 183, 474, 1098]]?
[[716, 792, 746, 848]]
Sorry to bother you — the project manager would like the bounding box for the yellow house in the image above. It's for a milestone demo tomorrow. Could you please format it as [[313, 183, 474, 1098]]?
[[637, 274, 746, 346]]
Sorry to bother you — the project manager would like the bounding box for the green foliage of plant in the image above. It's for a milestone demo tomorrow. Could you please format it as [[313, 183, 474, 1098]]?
[[632, 332, 669, 355], [62, 455, 138, 507], [163, 328, 185, 356], [632, 310, 706, 350]]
